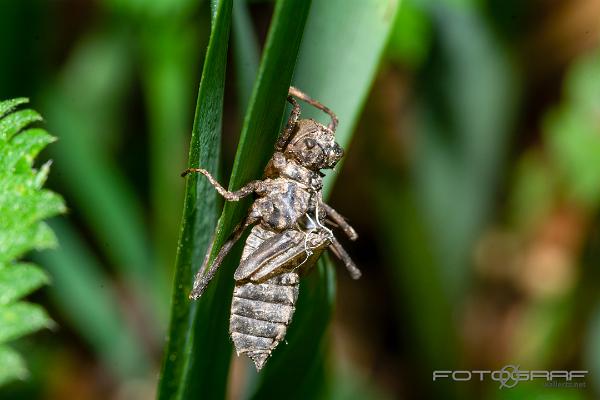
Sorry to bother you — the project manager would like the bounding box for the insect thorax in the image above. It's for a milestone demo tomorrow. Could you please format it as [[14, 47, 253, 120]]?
[[249, 153, 324, 232], [264, 152, 323, 190]]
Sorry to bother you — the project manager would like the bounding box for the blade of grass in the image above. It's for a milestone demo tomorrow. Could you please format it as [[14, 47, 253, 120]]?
[[292, 0, 402, 197], [250, 1, 401, 397], [156, 0, 230, 398], [36, 219, 151, 379], [139, 19, 206, 280], [411, 1, 518, 301], [250, 258, 335, 399], [232, 0, 260, 117], [179, 0, 312, 397], [42, 33, 169, 325], [374, 183, 462, 399], [368, 2, 515, 398]]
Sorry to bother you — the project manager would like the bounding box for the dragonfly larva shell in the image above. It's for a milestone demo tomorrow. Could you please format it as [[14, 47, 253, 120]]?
[[230, 273, 299, 370], [229, 225, 300, 370], [186, 87, 361, 372]]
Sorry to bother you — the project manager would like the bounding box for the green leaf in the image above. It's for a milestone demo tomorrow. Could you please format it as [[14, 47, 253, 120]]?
[[156, 0, 231, 398], [508, 150, 555, 230], [186, 0, 313, 397], [374, 184, 461, 398], [250, 258, 335, 399], [158, 0, 312, 398], [232, 0, 260, 116], [6, 129, 56, 171], [410, 2, 517, 301], [103, 0, 197, 20], [0, 263, 49, 306], [138, 7, 206, 282], [0, 346, 28, 386], [249, 0, 401, 397], [42, 33, 169, 324], [0, 98, 64, 386], [0, 98, 29, 119], [292, 0, 402, 198], [370, 3, 516, 397], [226, 0, 312, 193], [545, 51, 600, 206], [0, 109, 42, 141], [37, 219, 152, 379], [0, 302, 53, 343], [387, 0, 432, 68]]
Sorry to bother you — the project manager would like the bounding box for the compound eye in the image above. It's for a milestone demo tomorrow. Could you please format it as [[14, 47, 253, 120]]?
[[304, 138, 316, 149]]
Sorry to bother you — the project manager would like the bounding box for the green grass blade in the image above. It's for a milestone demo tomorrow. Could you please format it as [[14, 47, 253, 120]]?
[[42, 33, 169, 323], [139, 13, 205, 281], [156, 0, 231, 398], [37, 219, 152, 379], [178, 0, 312, 398], [410, 2, 517, 301], [250, 258, 335, 399], [232, 0, 260, 116], [227, 0, 312, 191], [249, 1, 401, 397], [292, 0, 402, 197], [374, 184, 461, 398]]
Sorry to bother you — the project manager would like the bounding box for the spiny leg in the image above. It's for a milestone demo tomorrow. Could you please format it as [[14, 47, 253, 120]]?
[[189, 217, 257, 299], [329, 236, 361, 279], [275, 95, 301, 151], [289, 86, 338, 132], [181, 168, 262, 201], [321, 202, 358, 241]]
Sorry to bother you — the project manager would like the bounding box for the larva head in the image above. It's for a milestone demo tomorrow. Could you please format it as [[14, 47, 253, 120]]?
[[284, 119, 344, 171]]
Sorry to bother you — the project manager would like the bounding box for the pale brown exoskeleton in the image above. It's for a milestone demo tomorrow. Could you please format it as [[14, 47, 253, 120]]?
[[182, 86, 360, 370]]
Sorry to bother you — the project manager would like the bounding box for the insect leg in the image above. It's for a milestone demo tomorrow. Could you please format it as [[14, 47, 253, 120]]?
[[289, 86, 338, 132], [275, 95, 301, 151], [189, 217, 257, 299], [181, 168, 261, 201], [321, 202, 358, 241], [329, 237, 361, 280]]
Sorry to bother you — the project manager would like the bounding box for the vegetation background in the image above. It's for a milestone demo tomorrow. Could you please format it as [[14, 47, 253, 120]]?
[[1, 0, 600, 398]]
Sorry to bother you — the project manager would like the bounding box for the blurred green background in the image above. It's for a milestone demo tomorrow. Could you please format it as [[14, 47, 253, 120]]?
[[2, 0, 600, 398]]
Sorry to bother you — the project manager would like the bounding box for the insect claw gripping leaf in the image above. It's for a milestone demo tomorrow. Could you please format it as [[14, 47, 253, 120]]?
[[184, 87, 360, 369]]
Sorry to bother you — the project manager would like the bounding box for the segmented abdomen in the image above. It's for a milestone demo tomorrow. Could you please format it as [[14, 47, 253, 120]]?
[[230, 226, 299, 370]]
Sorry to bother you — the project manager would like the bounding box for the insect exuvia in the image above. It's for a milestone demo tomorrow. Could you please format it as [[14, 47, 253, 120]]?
[[182, 86, 360, 371]]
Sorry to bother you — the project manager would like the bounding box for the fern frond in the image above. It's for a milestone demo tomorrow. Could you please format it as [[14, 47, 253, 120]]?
[[0, 98, 65, 386]]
